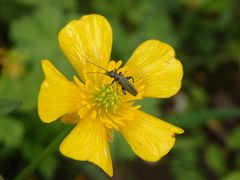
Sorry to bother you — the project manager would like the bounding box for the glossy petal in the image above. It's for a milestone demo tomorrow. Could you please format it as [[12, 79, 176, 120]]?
[[58, 14, 112, 82], [120, 110, 183, 162], [60, 117, 113, 176], [38, 60, 83, 123], [126, 40, 183, 98]]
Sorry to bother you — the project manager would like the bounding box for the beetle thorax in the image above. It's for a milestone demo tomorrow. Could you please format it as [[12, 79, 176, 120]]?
[[106, 71, 116, 78]]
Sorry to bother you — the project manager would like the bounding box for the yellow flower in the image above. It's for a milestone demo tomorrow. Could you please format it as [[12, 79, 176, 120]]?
[[38, 14, 184, 177]]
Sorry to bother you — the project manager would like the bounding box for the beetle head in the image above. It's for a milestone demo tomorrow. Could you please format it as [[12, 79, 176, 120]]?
[[106, 71, 115, 77]]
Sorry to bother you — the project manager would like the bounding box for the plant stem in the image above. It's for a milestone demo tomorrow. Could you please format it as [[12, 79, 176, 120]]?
[[15, 125, 73, 180]]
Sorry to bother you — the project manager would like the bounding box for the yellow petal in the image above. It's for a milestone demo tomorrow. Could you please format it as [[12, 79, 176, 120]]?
[[120, 110, 183, 162], [125, 40, 183, 98], [60, 117, 113, 177], [38, 60, 83, 123], [61, 112, 80, 124], [58, 14, 112, 82]]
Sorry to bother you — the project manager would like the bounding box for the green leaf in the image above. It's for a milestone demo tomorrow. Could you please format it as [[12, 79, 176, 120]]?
[[135, 98, 160, 117], [170, 135, 206, 180], [79, 163, 108, 180], [167, 107, 240, 129], [236, 154, 240, 169], [12, 0, 77, 11], [110, 131, 135, 161], [201, 0, 232, 13], [204, 144, 227, 175], [39, 156, 58, 179], [221, 171, 240, 180], [0, 116, 24, 147], [10, 5, 79, 74], [226, 127, 240, 150], [0, 174, 4, 180], [0, 99, 21, 115], [3, 6, 80, 111], [10, 6, 67, 61]]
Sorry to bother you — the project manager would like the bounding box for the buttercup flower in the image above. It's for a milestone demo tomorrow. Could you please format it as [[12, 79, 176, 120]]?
[[38, 14, 184, 176]]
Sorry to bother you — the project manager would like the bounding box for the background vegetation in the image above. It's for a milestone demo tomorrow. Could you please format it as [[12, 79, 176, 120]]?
[[0, 0, 240, 179]]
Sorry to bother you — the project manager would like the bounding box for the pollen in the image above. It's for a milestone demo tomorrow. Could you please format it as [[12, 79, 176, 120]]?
[[93, 85, 119, 110]]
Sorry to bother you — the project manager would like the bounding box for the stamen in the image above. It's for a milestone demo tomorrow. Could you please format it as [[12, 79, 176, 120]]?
[[93, 85, 119, 110]]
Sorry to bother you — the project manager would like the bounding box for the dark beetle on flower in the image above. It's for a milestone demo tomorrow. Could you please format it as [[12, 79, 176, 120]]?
[[86, 60, 138, 96]]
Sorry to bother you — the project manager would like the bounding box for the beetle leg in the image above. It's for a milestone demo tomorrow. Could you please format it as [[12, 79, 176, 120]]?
[[111, 79, 119, 93], [121, 87, 127, 95], [126, 76, 134, 83], [111, 79, 116, 85], [117, 83, 120, 93]]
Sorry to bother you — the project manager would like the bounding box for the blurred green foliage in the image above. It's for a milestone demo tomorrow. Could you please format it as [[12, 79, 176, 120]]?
[[0, 0, 239, 179]]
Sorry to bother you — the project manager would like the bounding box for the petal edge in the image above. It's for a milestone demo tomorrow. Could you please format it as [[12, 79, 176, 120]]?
[[38, 60, 83, 123], [126, 40, 183, 98], [60, 117, 113, 176], [58, 14, 112, 82], [120, 110, 183, 162]]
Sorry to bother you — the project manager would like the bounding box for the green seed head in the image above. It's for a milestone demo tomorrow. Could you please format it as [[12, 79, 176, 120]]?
[[93, 85, 119, 110]]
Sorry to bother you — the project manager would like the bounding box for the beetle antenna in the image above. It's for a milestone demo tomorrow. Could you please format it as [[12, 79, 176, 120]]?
[[85, 60, 109, 72], [85, 72, 106, 74]]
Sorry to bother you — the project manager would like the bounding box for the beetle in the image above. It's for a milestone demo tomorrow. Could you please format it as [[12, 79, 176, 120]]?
[[85, 60, 138, 96]]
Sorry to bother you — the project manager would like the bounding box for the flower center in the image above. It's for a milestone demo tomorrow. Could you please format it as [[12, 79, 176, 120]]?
[[93, 85, 119, 110]]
